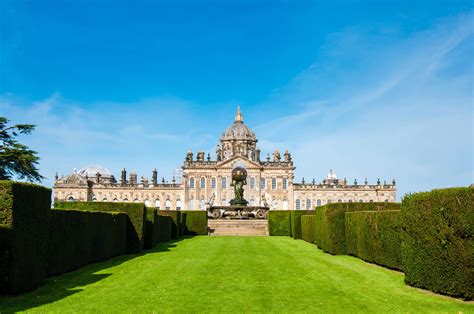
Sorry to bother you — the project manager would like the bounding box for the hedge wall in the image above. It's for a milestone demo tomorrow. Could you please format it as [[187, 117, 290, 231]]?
[[181, 211, 208, 235], [314, 202, 401, 255], [301, 215, 315, 244], [55, 202, 146, 253], [156, 215, 172, 242], [345, 210, 402, 270], [290, 210, 314, 239], [268, 211, 291, 236], [47, 209, 128, 276], [401, 187, 473, 300], [0, 181, 51, 294], [157, 210, 182, 239]]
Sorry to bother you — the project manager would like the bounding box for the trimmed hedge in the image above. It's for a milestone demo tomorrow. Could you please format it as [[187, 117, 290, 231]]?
[[157, 210, 182, 239], [345, 210, 402, 270], [181, 211, 208, 235], [47, 209, 128, 276], [401, 187, 473, 300], [301, 215, 315, 244], [314, 203, 401, 255], [55, 202, 147, 253], [0, 181, 51, 294], [268, 211, 291, 236], [290, 210, 314, 239], [156, 215, 172, 242]]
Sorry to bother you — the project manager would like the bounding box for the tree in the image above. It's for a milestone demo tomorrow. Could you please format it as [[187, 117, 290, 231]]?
[[0, 117, 44, 182]]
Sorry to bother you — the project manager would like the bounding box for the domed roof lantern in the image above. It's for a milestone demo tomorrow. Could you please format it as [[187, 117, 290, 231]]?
[[235, 106, 243, 123]]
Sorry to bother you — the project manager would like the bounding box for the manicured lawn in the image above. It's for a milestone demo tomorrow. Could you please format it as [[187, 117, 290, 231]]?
[[0, 236, 472, 313]]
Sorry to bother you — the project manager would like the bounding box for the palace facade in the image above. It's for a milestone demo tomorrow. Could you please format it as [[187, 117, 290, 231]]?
[[54, 107, 397, 210]]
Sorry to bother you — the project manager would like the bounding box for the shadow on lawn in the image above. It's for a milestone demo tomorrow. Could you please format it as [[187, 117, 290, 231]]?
[[0, 240, 181, 313]]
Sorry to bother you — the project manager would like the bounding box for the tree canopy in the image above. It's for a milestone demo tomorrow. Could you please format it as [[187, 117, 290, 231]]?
[[0, 117, 43, 182]]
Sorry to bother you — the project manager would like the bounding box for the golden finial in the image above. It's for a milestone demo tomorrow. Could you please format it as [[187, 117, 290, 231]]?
[[235, 106, 243, 123]]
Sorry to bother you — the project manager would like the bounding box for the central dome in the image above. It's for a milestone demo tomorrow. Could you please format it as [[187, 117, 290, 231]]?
[[221, 106, 257, 141]]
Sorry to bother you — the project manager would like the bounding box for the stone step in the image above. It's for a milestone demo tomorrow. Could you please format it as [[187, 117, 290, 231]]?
[[210, 229, 268, 236], [208, 219, 269, 236]]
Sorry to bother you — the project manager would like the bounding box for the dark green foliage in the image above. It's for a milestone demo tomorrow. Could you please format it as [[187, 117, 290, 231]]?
[[314, 202, 401, 255], [144, 208, 159, 249], [181, 211, 208, 235], [55, 202, 146, 253], [157, 210, 182, 239], [0, 181, 51, 294], [401, 187, 473, 300], [47, 209, 128, 276], [0, 117, 43, 182], [268, 211, 291, 236], [290, 210, 314, 239], [156, 215, 172, 242], [345, 210, 402, 270], [301, 215, 315, 243]]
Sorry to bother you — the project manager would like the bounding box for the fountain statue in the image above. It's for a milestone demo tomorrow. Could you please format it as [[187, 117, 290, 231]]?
[[230, 166, 249, 206]]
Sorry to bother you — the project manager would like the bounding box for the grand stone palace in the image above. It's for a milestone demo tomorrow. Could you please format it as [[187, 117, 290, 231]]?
[[54, 107, 397, 210]]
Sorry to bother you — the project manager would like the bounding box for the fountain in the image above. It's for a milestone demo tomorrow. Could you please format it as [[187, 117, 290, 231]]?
[[208, 167, 269, 219]]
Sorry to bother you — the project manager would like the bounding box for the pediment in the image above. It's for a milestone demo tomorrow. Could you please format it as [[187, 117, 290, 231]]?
[[217, 156, 261, 170]]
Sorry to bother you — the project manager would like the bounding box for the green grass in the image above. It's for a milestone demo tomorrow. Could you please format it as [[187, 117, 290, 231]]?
[[1, 237, 472, 313]]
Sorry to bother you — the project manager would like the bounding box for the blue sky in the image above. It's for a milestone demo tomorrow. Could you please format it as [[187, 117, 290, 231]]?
[[1, 0, 473, 200]]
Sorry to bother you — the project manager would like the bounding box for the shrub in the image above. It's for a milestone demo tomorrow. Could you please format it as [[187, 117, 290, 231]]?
[[345, 210, 402, 270], [157, 210, 182, 239], [181, 211, 208, 235], [47, 209, 128, 276], [301, 215, 315, 243], [401, 187, 473, 300], [0, 181, 51, 294], [268, 211, 291, 236], [290, 210, 314, 239], [55, 202, 146, 253], [314, 202, 401, 255], [156, 215, 172, 242]]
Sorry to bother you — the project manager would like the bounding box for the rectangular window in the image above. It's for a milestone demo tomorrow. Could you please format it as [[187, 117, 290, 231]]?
[[261, 178, 266, 189], [211, 178, 216, 189], [250, 177, 255, 189], [282, 178, 287, 190], [222, 177, 227, 189], [271, 178, 277, 190]]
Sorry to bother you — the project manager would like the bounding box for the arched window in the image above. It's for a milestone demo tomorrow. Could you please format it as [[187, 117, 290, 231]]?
[[283, 199, 289, 210], [165, 199, 171, 210], [123, 198, 129, 202], [134, 198, 140, 203], [317, 199, 322, 207], [250, 177, 255, 189], [222, 177, 227, 189], [200, 196, 205, 210], [272, 178, 277, 190], [102, 198, 108, 202], [306, 199, 311, 210], [221, 199, 227, 205], [249, 199, 255, 206], [359, 199, 363, 203], [189, 177, 195, 189], [295, 199, 301, 210], [155, 199, 161, 209], [67, 195, 76, 202], [211, 177, 216, 189], [282, 178, 287, 190], [200, 177, 206, 189], [369, 199, 374, 202], [189, 197, 195, 210], [261, 177, 266, 189], [385, 199, 389, 202], [348, 199, 353, 203], [338, 199, 342, 203], [327, 199, 332, 204], [113, 198, 119, 202], [92, 196, 97, 202], [176, 199, 182, 210], [145, 199, 152, 207]]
